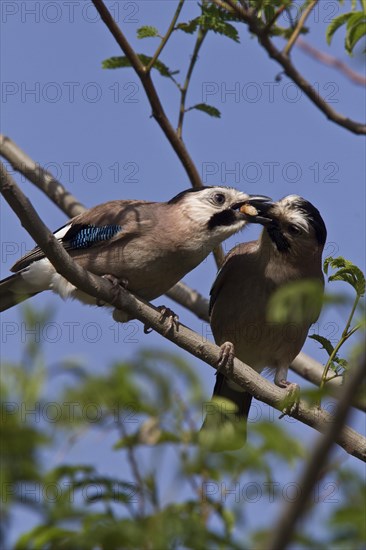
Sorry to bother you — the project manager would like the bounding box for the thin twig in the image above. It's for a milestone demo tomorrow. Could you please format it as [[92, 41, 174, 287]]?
[[177, 27, 207, 139], [211, 0, 366, 135], [148, 0, 185, 71], [267, 353, 366, 550], [296, 37, 366, 87], [320, 294, 361, 390], [1, 163, 365, 462], [263, 4, 287, 33], [118, 419, 146, 517], [283, 0, 318, 57]]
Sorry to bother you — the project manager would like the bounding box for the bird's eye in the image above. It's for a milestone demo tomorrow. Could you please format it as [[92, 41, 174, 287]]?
[[288, 224, 301, 235], [213, 193, 226, 205]]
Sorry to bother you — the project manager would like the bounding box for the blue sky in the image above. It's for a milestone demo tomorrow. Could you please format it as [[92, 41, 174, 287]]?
[[1, 0, 365, 545]]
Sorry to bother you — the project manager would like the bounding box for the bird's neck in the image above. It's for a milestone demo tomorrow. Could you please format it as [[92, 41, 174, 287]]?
[[259, 229, 323, 275]]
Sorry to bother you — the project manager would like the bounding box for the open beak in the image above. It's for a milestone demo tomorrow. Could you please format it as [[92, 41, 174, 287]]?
[[232, 195, 275, 225]]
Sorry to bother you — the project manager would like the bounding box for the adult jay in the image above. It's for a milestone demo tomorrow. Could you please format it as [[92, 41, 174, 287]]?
[[0, 186, 270, 323], [202, 195, 327, 450]]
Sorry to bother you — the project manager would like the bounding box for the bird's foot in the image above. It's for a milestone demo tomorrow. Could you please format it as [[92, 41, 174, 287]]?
[[103, 274, 129, 289], [98, 274, 129, 307], [278, 380, 300, 418], [218, 341, 235, 370], [143, 305, 179, 334]]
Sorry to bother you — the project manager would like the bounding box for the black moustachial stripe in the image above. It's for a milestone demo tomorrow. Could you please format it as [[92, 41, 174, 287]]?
[[208, 209, 237, 230], [63, 224, 123, 249], [267, 225, 290, 252]]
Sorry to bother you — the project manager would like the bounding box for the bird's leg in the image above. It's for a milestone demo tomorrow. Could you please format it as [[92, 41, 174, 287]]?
[[97, 274, 129, 307], [144, 305, 179, 334], [217, 341, 235, 370], [275, 365, 300, 417]]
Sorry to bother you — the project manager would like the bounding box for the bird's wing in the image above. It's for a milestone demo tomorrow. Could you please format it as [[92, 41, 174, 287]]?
[[11, 200, 153, 272], [209, 241, 258, 315]]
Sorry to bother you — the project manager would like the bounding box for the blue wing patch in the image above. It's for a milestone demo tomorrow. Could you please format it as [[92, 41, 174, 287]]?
[[11, 223, 123, 272], [63, 224, 123, 249]]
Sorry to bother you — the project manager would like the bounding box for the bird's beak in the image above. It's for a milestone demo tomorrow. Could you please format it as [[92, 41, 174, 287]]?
[[232, 195, 275, 225]]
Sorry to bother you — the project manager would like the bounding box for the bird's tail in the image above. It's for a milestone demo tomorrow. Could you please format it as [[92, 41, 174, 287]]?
[[0, 273, 40, 312], [200, 372, 252, 451]]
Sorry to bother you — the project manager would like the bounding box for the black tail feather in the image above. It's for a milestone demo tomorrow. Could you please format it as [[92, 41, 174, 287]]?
[[200, 372, 253, 451], [0, 273, 39, 312]]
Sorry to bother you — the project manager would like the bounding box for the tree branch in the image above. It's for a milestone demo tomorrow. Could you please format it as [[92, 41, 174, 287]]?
[[168, 284, 366, 412], [291, 352, 366, 413], [1, 136, 364, 411], [211, 0, 366, 135], [282, 0, 318, 57], [1, 162, 365, 463], [91, 0, 203, 189], [267, 353, 366, 550], [0, 135, 84, 218], [166, 281, 211, 322]]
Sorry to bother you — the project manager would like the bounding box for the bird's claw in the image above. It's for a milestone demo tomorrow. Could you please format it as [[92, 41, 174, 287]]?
[[218, 341, 235, 371], [98, 274, 129, 307], [278, 380, 300, 418], [104, 274, 129, 290], [143, 305, 179, 334], [159, 306, 180, 330]]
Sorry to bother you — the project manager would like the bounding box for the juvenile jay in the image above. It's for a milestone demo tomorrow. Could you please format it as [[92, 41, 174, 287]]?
[[0, 186, 270, 322], [202, 195, 327, 450]]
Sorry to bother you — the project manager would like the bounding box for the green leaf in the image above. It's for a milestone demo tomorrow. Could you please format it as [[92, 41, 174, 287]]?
[[48, 464, 95, 482], [253, 422, 304, 463], [199, 4, 240, 43], [309, 334, 335, 356], [263, 5, 275, 24], [267, 279, 324, 325], [346, 11, 365, 31], [177, 5, 240, 43], [176, 19, 200, 34], [137, 26, 159, 39], [15, 525, 75, 549], [326, 12, 353, 45], [191, 103, 221, 118], [346, 17, 366, 52], [324, 256, 365, 296], [113, 430, 182, 450], [102, 55, 179, 78], [198, 396, 246, 452], [221, 508, 235, 535], [325, 8, 366, 54], [102, 56, 133, 69], [308, 336, 348, 374], [334, 357, 349, 369]]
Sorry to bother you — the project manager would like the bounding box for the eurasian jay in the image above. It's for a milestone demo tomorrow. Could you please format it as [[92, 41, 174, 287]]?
[[0, 186, 270, 323], [201, 195, 327, 450]]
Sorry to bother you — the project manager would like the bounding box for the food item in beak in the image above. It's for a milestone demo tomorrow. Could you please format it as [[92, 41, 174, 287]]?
[[240, 203, 258, 216]]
